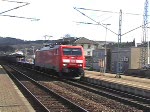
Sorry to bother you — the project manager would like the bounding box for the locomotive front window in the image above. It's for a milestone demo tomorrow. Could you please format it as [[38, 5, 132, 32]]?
[[63, 48, 82, 56]]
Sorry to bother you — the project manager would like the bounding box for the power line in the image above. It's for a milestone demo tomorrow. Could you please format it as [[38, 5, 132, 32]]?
[[0, 2, 29, 15], [0, 0, 30, 14], [0, 14, 40, 21], [74, 7, 150, 37], [76, 7, 149, 16], [2, 0, 29, 4], [0, 0, 40, 21], [122, 22, 150, 36], [75, 21, 150, 37], [76, 7, 119, 14], [73, 7, 118, 35]]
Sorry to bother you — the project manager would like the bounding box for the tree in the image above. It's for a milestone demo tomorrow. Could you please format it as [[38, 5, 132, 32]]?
[[0, 45, 15, 52], [64, 34, 71, 38]]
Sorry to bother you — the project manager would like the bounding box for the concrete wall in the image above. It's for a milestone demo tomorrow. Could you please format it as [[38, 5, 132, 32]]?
[[111, 47, 130, 73], [130, 47, 141, 69], [92, 49, 111, 72], [111, 47, 148, 73], [92, 49, 105, 71]]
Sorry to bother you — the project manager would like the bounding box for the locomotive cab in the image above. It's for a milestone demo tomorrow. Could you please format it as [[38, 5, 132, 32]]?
[[60, 46, 85, 79]]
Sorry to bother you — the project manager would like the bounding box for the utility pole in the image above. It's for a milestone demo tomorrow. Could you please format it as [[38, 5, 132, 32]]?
[[32, 46, 35, 58], [145, 0, 149, 65], [141, 0, 149, 67], [25, 48, 28, 62], [115, 9, 122, 78], [103, 24, 111, 75], [148, 27, 150, 64], [44, 35, 53, 43]]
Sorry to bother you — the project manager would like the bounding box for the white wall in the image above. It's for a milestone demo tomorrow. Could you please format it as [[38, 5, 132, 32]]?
[[76, 44, 96, 56]]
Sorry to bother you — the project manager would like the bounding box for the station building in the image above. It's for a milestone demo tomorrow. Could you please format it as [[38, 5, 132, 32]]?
[[92, 47, 149, 74], [111, 47, 148, 73]]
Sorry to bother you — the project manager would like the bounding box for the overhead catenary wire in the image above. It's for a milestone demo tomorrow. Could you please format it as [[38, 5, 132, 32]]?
[[74, 7, 118, 35], [2, 0, 29, 4], [1, 0, 30, 15], [0, 0, 39, 21], [122, 22, 150, 36], [74, 7, 150, 37], [75, 21, 150, 38], [0, 2, 30, 15], [0, 14, 40, 21], [76, 7, 149, 16]]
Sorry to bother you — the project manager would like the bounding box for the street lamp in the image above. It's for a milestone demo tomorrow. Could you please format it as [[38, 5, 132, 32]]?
[[32, 46, 35, 54], [148, 35, 149, 64], [32, 46, 35, 58], [44, 35, 53, 40], [25, 48, 28, 62], [147, 27, 150, 65], [75, 21, 111, 74], [43, 35, 53, 46], [103, 24, 111, 75]]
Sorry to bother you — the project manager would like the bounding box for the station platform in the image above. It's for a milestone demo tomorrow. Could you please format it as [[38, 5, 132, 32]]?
[[84, 70, 150, 98], [0, 65, 35, 112]]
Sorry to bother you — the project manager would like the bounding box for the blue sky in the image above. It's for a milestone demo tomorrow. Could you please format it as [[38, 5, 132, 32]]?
[[0, 0, 147, 43]]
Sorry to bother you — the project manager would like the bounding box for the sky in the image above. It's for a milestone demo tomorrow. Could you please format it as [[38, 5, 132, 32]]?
[[0, 0, 147, 43]]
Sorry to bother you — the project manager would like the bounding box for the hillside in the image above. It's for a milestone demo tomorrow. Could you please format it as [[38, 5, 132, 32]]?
[[0, 37, 44, 53]]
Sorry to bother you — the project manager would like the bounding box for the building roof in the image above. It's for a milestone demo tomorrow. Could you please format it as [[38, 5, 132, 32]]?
[[74, 37, 98, 44]]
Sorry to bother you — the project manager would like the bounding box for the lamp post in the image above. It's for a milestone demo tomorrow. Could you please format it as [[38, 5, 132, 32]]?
[[147, 27, 150, 65], [43, 35, 53, 46], [32, 46, 35, 55], [103, 24, 111, 75], [44, 35, 53, 41], [32, 46, 35, 59], [148, 34, 149, 64], [75, 21, 111, 74], [25, 48, 28, 62]]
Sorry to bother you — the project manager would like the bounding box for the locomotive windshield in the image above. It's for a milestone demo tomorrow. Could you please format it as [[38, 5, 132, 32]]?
[[63, 48, 82, 56]]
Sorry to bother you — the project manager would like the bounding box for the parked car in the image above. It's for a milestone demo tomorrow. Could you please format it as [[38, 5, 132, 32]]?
[[142, 64, 150, 69]]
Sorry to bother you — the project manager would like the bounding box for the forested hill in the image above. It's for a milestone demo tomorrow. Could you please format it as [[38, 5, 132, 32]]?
[[0, 37, 44, 45], [0, 37, 44, 53]]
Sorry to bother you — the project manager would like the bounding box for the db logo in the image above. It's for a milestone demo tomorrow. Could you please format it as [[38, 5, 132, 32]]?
[[71, 59, 76, 63]]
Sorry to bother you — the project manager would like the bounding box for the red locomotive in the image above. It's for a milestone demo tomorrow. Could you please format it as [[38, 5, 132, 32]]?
[[34, 45, 85, 79]]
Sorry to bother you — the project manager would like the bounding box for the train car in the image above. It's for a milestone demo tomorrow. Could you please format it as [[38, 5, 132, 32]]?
[[34, 45, 85, 79], [5, 53, 25, 64]]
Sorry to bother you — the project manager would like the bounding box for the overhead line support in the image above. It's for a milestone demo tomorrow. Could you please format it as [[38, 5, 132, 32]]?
[[73, 7, 118, 35]]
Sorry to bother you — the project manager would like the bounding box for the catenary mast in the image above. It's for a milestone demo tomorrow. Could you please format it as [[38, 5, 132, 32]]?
[[140, 0, 149, 67]]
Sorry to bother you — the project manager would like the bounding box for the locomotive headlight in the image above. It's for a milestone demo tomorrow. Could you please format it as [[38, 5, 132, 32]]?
[[78, 64, 82, 67], [63, 64, 67, 66]]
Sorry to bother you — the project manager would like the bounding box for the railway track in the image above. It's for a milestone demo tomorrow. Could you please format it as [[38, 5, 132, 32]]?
[[4, 64, 150, 111], [65, 80, 150, 111], [3, 65, 88, 112]]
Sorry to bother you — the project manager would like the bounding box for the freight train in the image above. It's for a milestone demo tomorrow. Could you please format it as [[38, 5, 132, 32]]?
[[5, 45, 86, 79]]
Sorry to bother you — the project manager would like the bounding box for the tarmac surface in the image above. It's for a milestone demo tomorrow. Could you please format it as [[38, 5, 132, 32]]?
[[85, 70, 150, 90], [84, 70, 150, 98], [0, 65, 35, 112]]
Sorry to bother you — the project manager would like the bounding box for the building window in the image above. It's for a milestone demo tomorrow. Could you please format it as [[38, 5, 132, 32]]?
[[87, 51, 91, 56], [88, 45, 91, 49], [54, 49, 58, 55], [81, 44, 84, 48], [96, 52, 99, 57]]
